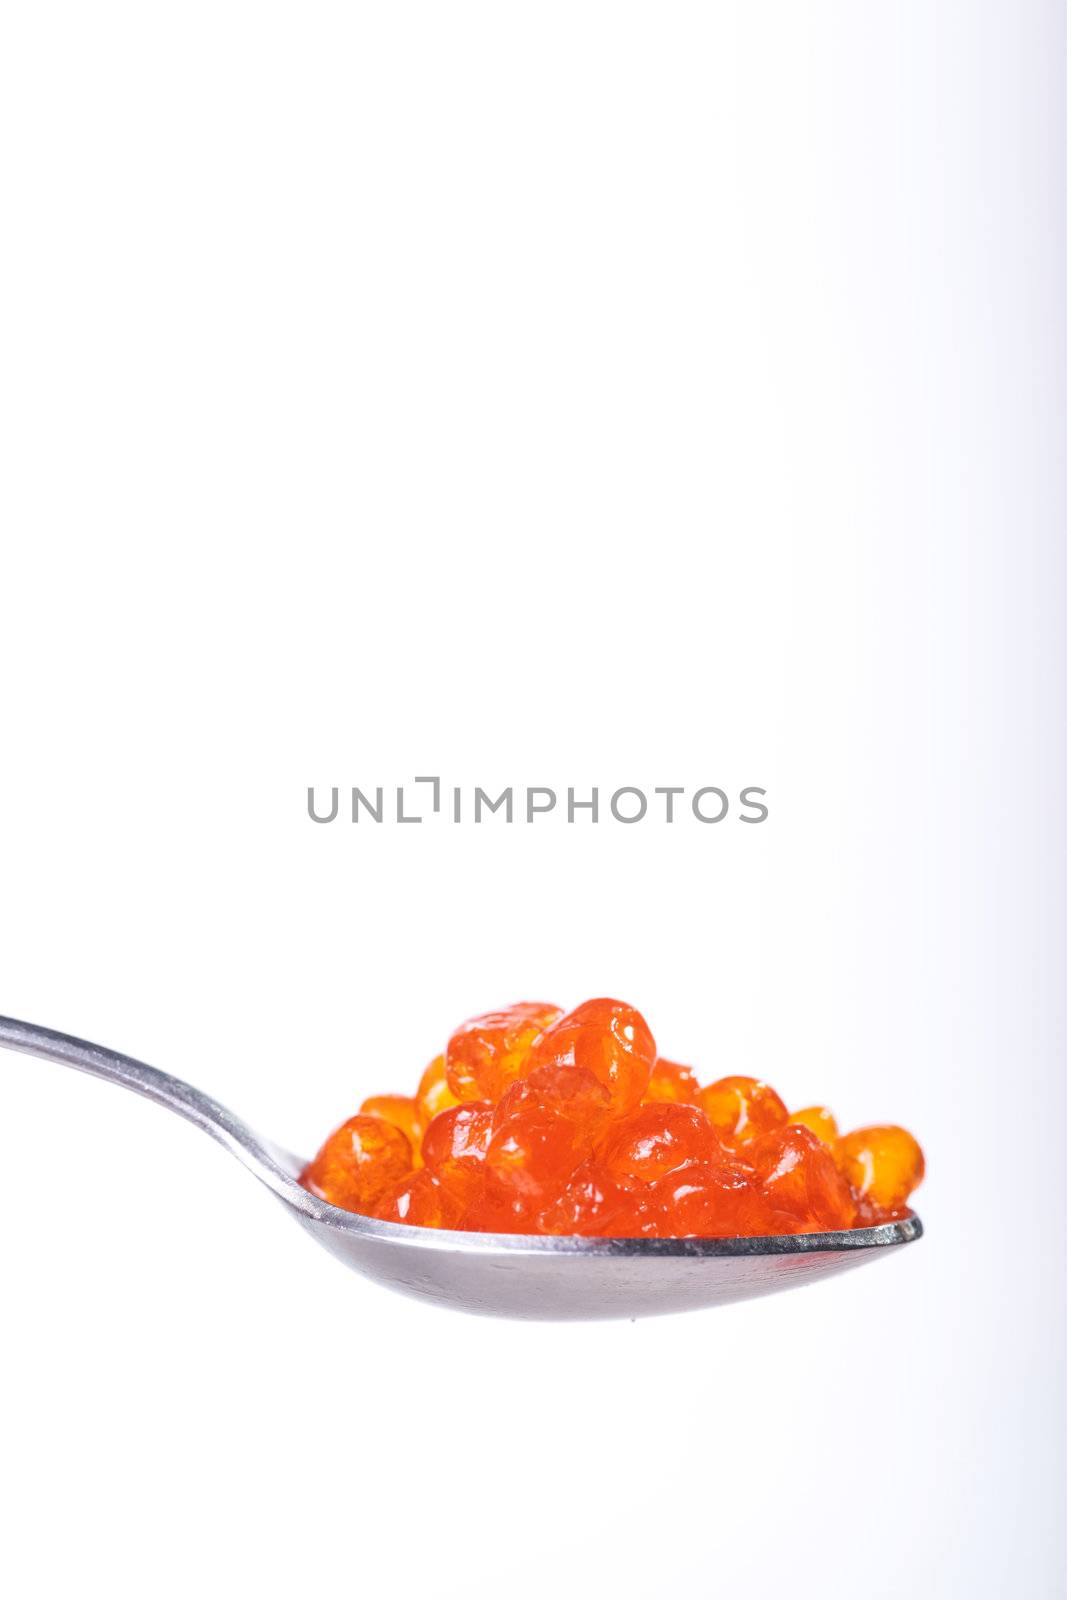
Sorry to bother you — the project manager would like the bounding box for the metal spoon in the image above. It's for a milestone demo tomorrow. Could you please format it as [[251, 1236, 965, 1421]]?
[[0, 1015, 922, 1321]]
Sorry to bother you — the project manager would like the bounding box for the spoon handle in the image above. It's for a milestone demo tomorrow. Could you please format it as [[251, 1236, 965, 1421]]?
[[0, 1014, 307, 1206]]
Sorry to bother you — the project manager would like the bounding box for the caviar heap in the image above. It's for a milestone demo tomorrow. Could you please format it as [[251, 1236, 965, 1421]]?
[[300, 998, 925, 1237]]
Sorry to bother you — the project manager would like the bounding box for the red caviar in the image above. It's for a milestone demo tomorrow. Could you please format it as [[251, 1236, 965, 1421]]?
[[643, 1057, 701, 1105], [300, 998, 925, 1237], [837, 1125, 926, 1219], [699, 1074, 788, 1145], [445, 1003, 563, 1102], [301, 1113, 412, 1214], [788, 1105, 839, 1146], [359, 1094, 425, 1165], [523, 999, 656, 1114], [416, 1055, 460, 1124], [421, 1101, 493, 1204]]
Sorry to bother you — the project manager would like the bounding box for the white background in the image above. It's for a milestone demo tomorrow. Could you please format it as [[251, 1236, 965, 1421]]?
[[1, 3, 1063, 1597]]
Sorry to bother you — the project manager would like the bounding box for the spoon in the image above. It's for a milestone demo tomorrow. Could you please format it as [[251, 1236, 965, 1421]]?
[[0, 1014, 922, 1321]]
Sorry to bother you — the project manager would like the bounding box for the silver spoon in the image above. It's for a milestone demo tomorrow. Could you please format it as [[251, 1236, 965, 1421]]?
[[0, 1015, 922, 1321]]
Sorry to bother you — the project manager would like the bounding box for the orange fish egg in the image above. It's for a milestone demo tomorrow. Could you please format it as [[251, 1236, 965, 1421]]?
[[837, 1125, 925, 1215], [445, 1002, 562, 1102], [788, 1105, 839, 1147], [751, 1126, 857, 1232], [421, 1101, 494, 1203], [522, 998, 656, 1115], [416, 1055, 461, 1126], [643, 1057, 702, 1105], [300, 1113, 412, 1213], [699, 1075, 788, 1146], [360, 1094, 425, 1166], [600, 1102, 721, 1183], [375, 1169, 466, 1228]]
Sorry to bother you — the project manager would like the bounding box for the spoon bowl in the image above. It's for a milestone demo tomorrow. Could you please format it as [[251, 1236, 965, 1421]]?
[[0, 1015, 921, 1321]]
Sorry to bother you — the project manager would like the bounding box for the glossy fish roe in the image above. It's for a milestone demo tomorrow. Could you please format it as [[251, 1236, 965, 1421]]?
[[416, 1055, 460, 1125], [788, 1105, 839, 1146], [495, 1064, 612, 1132], [486, 1104, 597, 1206], [523, 998, 656, 1115], [360, 1094, 425, 1166], [536, 1161, 645, 1236], [699, 1075, 788, 1145], [646, 1158, 780, 1239], [643, 1057, 701, 1105], [751, 1126, 857, 1232], [374, 1169, 466, 1229], [600, 1102, 719, 1182], [421, 1101, 494, 1203], [300, 1113, 412, 1213], [837, 1125, 925, 1216], [445, 1002, 562, 1102], [300, 998, 925, 1239]]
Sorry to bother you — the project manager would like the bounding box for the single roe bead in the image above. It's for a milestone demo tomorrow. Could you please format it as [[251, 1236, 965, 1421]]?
[[375, 1170, 466, 1228], [646, 1157, 776, 1238], [536, 1161, 644, 1236], [494, 1064, 612, 1137], [421, 1101, 494, 1202], [751, 1125, 857, 1231], [600, 1102, 721, 1183], [788, 1105, 839, 1147], [416, 1055, 461, 1126], [360, 1094, 425, 1166], [699, 1075, 788, 1145], [300, 1114, 412, 1214], [522, 997, 656, 1115], [445, 1002, 562, 1101], [643, 1057, 702, 1105], [837, 1124, 925, 1213], [485, 1106, 591, 1206]]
